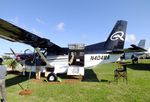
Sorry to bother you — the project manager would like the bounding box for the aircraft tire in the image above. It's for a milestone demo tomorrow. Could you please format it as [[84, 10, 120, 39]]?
[[47, 73, 57, 82]]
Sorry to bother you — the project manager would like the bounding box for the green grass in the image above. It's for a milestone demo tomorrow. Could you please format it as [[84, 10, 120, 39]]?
[[6, 59, 150, 102]]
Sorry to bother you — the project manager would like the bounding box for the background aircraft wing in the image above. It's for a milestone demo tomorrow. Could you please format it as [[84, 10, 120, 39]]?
[[0, 18, 61, 49], [124, 39, 147, 52], [124, 44, 147, 52]]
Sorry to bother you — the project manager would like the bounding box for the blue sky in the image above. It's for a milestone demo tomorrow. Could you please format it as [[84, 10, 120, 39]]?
[[0, 0, 150, 55]]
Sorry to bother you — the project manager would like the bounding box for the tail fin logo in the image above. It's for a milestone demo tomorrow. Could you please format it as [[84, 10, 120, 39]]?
[[110, 31, 124, 41]]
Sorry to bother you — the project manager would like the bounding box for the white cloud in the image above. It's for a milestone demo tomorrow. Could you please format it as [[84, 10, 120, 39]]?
[[35, 18, 45, 24], [56, 22, 65, 31], [21, 24, 29, 30], [9, 17, 46, 38], [31, 28, 43, 36], [126, 34, 136, 43], [10, 16, 19, 24]]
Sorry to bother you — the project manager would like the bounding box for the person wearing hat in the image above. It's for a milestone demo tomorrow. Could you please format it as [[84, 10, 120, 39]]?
[[0, 58, 7, 102]]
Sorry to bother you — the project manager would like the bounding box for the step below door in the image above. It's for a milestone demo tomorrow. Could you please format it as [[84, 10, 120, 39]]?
[[67, 66, 84, 75]]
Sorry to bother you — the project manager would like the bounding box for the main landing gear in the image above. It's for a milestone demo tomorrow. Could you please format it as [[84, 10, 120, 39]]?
[[47, 73, 57, 82]]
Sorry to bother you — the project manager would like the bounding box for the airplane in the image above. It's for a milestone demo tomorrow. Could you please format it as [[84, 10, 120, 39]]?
[[124, 39, 147, 59], [145, 48, 150, 59], [0, 18, 127, 81]]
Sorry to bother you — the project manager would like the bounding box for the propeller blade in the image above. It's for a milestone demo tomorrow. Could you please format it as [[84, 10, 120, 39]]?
[[10, 48, 17, 57]]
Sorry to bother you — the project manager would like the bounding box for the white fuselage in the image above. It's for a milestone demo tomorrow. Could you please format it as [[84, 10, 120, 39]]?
[[17, 53, 122, 74], [46, 53, 122, 74]]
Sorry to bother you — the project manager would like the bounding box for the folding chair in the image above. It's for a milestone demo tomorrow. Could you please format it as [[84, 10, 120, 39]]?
[[114, 63, 127, 84]]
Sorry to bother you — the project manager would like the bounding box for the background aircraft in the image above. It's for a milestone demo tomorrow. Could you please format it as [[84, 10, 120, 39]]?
[[124, 39, 147, 59], [0, 18, 127, 81]]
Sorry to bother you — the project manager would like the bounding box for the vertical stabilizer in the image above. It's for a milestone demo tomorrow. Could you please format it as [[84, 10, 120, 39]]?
[[138, 39, 146, 49], [104, 20, 127, 50]]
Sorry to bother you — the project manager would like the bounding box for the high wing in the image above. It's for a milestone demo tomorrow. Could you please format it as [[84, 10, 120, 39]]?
[[0, 18, 61, 49], [124, 39, 147, 52]]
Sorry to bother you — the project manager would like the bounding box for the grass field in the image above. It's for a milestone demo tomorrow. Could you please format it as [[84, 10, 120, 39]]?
[[5, 59, 150, 102]]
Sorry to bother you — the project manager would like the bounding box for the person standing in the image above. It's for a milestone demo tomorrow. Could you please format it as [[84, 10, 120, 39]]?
[[0, 58, 7, 102], [35, 56, 41, 79]]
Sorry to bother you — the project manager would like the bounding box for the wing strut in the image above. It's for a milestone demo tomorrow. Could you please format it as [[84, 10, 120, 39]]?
[[34, 47, 51, 67], [34, 47, 62, 82]]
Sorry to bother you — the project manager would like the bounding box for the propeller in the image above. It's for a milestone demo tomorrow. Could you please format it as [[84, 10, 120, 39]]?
[[8, 48, 20, 70]]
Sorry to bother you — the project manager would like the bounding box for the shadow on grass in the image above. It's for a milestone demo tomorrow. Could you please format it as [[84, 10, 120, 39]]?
[[100, 79, 109, 82], [6, 71, 35, 88], [57, 69, 99, 82], [82, 69, 99, 82], [126, 63, 150, 71], [6, 69, 100, 85]]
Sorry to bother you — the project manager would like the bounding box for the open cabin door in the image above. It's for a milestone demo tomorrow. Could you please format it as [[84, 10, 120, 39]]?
[[67, 44, 85, 76]]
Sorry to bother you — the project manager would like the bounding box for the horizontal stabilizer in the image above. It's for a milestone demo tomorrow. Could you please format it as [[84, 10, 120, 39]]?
[[106, 49, 124, 54]]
